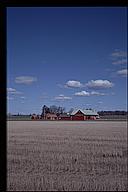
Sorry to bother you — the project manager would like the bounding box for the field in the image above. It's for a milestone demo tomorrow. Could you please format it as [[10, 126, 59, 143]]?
[[7, 121, 127, 191]]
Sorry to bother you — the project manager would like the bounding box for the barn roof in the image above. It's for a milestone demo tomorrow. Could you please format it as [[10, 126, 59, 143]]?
[[59, 113, 70, 117], [71, 109, 99, 116], [71, 109, 85, 115]]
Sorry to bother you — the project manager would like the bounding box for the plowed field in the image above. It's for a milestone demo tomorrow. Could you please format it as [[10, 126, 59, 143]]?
[[7, 121, 127, 191]]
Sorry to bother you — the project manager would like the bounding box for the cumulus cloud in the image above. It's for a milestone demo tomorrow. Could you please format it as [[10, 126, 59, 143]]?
[[15, 76, 37, 84], [20, 96, 26, 99], [65, 80, 83, 88], [7, 87, 23, 94], [54, 94, 72, 101], [111, 50, 127, 66], [7, 88, 16, 92], [74, 90, 106, 96], [74, 91, 90, 96], [98, 101, 103, 104], [111, 50, 127, 58], [86, 80, 114, 89], [112, 59, 127, 65], [117, 69, 128, 77], [90, 91, 106, 96]]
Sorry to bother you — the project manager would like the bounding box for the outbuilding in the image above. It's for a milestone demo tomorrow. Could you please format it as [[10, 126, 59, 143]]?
[[59, 114, 71, 120], [44, 113, 58, 120], [31, 114, 37, 120], [70, 109, 99, 120]]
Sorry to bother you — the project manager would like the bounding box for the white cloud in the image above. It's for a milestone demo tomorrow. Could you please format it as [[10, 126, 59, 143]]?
[[86, 80, 114, 89], [7, 88, 16, 92], [112, 59, 127, 65], [90, 91, 106, 96], [65, 80, 83, 88], [98, 101, 103, 104], [7, 87, 23, 94], [111, 50, 127, 67], [111, 51, 127, 58], [86, 104, 91, 107], [15, 76, 37, 84], [54, 94, 72, 101], [74, 90, 106, 96], [117, 69, 128, 77], [74, 91, 90, 96], [20, 96, 26, 99], [59, 94, 64, 97]]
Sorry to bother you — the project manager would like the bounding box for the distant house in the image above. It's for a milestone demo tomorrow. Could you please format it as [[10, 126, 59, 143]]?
[[58, 113, 71, 120], [44, 113, 58, 120], [31, 114, 37, 120], [70, 109, 99, 120]]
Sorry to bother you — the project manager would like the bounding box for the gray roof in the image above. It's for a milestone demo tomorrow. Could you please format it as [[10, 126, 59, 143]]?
[[71, 109, 99, 116], [59, 114, 70, 117]]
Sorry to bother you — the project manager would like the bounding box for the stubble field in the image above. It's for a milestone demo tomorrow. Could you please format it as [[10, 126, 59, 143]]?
[[7, 121, 127, 191]]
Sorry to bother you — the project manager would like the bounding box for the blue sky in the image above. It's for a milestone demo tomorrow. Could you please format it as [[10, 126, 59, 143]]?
[[7, 7, 127, 114]]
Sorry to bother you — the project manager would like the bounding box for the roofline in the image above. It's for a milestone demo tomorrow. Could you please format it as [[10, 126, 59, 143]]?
[[71, 109, 99, 116]]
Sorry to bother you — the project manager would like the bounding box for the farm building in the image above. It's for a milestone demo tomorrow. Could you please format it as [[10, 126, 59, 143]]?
[[70, 109, 99, 120], [44, 113, 58, 120], [38, 106, 99, 121], [58, 113, 71, 120], [31, 114, 42, 120], [31, 114, 38, 120]]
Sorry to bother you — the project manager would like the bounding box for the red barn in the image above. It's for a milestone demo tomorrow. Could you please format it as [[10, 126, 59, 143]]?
[[70, 109, 99, 120]]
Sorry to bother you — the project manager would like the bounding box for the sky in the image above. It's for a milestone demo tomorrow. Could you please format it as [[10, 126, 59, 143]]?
[[7, 7, 127, 114]]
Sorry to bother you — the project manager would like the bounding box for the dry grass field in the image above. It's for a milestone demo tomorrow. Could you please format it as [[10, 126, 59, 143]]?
[[7, 121, 127, 191]]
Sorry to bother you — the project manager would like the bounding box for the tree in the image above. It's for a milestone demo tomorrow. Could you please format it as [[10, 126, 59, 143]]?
[[59, 106, 65, 114], [41, 105, 49, 117], [41, 105, 65, 116], [49, 105, 65, 114], [49, 105, 58, 114], [68, 108, 74, 114]]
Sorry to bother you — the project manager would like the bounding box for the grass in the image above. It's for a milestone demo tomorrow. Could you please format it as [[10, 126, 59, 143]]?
[[7, 121, 127, 191]]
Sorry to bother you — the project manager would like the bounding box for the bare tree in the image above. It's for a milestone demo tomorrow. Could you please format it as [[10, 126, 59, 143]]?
[[68, 108, 74, 114]]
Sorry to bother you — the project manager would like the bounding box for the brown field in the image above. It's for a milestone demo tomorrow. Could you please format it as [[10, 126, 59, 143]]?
[[7, 121, 127, 191]]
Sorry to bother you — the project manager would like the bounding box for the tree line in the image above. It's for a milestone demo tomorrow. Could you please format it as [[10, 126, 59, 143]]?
[[98, 111, 128, 116], [7, 106, 128, 117], [41, 105, 66, 117]]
